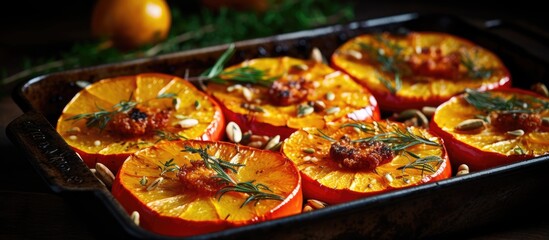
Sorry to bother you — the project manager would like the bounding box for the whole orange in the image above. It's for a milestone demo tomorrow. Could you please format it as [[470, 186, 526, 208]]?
[[91, 0, 171, 50]]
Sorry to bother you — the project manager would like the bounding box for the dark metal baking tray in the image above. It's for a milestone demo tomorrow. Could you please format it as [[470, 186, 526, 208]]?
[[6, 13, 549, 239]]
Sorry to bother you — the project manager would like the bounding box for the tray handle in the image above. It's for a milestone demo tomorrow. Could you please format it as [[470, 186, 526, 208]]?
[[6, 110, 106, 193]]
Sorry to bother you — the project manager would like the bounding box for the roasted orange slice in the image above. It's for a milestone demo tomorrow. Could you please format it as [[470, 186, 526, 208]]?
[[56, 73, 225, 173], [205, 56, 380, 140], [331, 31, 511, 112], [430, 88, 549, 171], [111, 140, 302, 237], [282, 119, 451, 205]]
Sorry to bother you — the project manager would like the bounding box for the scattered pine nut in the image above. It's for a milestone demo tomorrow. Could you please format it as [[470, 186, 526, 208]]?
[[146, 177, 164, 191], [346, 49, 363, 59], [310, 47, 323, 63], [455, 119, 486, 132], [131, 211, 140, 226], [421, 106, 437, 118], [307, 199, 327, 209], [384, 173, 394, 183], [456, 164, 470, 176], [325, 92, 335, 101], [226, 121, 242, 143], [302, 205, 314, 213], [264, 135, 281, 150], [94, 162, 115, 189], [178, 118, 199, 129], [507, 129, 525, 136]]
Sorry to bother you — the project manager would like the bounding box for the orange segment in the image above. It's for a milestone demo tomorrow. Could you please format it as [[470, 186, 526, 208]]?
[[282, 120, 450, 205], [112, 140, 302, 237], [56, 73, 225, 173], [431, 88, 549, 171], [331, 32, 511, 112], [205, 56, 380, 140]]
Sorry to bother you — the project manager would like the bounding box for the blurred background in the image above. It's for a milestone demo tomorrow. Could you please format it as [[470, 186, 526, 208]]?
[[1, 0, 548, 239]]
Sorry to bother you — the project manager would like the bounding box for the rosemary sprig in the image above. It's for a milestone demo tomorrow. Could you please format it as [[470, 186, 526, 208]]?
[[65, 97, 136, 130], [359, 35, 406, 93], [397, 155, 443, 174], [461, 51, 493, 79], [317, 122, 440, 152], [217, 180, 284, 207], [195, 44, 278, 87], [464, 88, 548, 113], [154, 130, 187, 143], [158, 158, 180, 176], [347, 122, 440, 152], [157, 92, 179, 107], [182, 145, 283, 207]]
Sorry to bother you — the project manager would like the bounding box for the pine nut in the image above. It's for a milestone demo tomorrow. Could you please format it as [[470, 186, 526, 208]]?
[[131, 211, 140, 226], [264, 135, 281, 150], [313, 101, 326, 112], [247, 141, 264, 148], [310, 47, 323, 63], [325, 92, 335, 101], [307, 199, 327, 209], [95, 162, 114, 189], [507, 129, 525, 136], [226, 121, 242, 143], [325, 106, 340, 115], [242, 87, 254, 102], [455, 119, 486, 132], [146, 177, 164, 191], [178, 118, 199, 128], [346, 49, 363, 59], [456, 164, 470, 176], [302, 205, 314, 213], [421, 106, 437, 118]]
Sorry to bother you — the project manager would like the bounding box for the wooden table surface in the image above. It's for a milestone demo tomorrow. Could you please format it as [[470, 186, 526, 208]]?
[[2, 1, 549, 239]]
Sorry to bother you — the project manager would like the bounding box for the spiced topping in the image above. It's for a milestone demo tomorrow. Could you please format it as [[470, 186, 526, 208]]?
[[109, 107, 172, 136], [329, 135, 394, 171], [407, 47, 461, 79], [489, 111, 542, 133], [178, 161, 228, 194], [268, 76, 311, 106]]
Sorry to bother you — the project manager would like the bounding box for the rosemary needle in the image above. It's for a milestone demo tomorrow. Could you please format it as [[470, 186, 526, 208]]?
[[182, 145, 283, 207]]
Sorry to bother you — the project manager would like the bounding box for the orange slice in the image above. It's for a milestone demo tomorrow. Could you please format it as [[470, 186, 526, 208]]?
[[111, 140, 302, 237], [331, 31, 511, 112], [282, 119, 451, 205], [430, 88, 549, 171], [205, 56, 380, 140], [56, 73, 225, 173]]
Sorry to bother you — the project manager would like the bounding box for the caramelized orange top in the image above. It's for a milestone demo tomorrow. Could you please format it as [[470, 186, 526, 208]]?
[[331, 32, 511, 112], [282, 119, 450, 204], [112, 140, 302, 237], [432, 88, 549, 164], [205, 56, 379, 139], [56, 73, 224, 172]]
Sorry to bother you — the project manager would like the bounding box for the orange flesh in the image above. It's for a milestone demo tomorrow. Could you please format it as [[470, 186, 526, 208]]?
[[205, 57, 380, 138], [432, 89, 549, 169], [331, 32, 511, 112], [112, 140, 302, 237], [282, 120, 450, 204], [56, 73, 225, 172]]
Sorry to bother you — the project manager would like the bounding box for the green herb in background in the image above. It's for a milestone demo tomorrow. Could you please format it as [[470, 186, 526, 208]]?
[[0, 0, 354, 96]]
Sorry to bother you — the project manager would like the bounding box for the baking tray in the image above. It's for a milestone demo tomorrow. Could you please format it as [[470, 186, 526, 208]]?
[[6, 13, 549, 239]]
